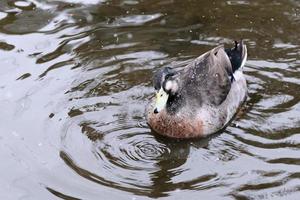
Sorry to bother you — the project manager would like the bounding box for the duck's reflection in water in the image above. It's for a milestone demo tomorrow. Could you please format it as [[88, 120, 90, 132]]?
[[148, 132, 220, 198]]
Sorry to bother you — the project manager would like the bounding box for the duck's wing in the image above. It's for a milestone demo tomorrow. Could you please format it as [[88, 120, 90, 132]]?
[[178, 45, 234, 106]]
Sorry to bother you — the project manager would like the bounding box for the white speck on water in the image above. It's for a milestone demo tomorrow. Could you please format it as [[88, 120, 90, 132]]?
[[160, 19, 166, 25], [38, 142, 43, 147], [270, 17, 274, 21], [113, 33, 119, 42], [59, 0, 104, 5], [86, 14, 93, 22], [14, 1, 31, 7], [124, 0, 139, 5], [127, 33, 133, 39]]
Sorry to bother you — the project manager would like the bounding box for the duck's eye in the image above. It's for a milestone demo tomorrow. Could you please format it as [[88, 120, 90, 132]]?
[[160, 94, 163, 97], [165, 73, 174, 80]]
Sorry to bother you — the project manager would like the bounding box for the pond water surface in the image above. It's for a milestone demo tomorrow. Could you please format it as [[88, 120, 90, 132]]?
[[1, 0, 300, 199]]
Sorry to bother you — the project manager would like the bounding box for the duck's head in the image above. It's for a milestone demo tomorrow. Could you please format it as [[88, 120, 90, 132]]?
[[152, 67, 179, 114]]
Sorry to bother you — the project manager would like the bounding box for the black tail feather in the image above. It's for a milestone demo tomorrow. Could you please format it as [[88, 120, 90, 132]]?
[[225, 40, 244, 73]]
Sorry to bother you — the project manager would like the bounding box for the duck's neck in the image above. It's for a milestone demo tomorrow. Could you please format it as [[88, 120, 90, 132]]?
[[166, 94, 185, 115]]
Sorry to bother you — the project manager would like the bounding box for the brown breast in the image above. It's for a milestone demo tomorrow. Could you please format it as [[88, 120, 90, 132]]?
[[147, 109, 204, 139]]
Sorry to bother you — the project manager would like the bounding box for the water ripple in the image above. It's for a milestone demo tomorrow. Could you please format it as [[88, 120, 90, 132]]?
[[1, 0, 300, 199]]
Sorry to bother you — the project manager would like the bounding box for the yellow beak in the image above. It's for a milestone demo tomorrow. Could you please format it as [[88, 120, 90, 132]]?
[[154, 88, 169, 113]]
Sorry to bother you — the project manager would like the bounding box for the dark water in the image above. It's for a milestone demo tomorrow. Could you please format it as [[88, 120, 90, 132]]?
[[0, 0, 300, 199]]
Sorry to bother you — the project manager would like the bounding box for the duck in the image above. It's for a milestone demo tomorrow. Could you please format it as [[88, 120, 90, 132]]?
[[146, 40, 247, 139]]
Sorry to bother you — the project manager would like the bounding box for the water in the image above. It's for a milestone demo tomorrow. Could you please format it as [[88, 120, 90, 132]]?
[[0, 0, 300, 199]]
